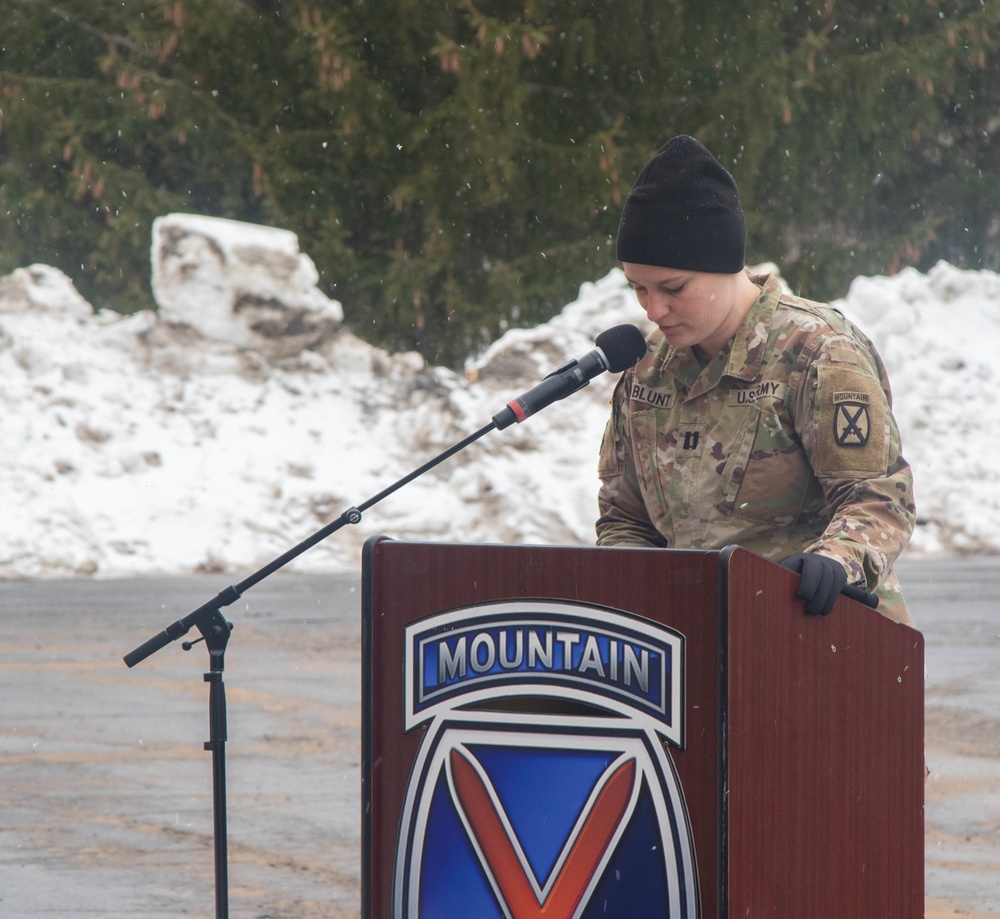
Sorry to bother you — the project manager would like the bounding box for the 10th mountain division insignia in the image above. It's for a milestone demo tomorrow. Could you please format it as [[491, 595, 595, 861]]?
[[833, 391, 871, 447], [394, 600, 701, 919]]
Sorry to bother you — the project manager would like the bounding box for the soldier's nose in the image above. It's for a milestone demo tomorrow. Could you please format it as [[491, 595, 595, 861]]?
[[645, 295, 670, 322]]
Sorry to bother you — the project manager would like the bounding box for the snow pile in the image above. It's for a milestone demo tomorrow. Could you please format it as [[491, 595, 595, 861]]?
[[837, 264, 1000, 554], [151, 213, 344, 356], [0, 215, 995, 579]]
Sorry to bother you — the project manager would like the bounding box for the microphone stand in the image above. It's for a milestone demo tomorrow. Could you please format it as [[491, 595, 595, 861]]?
[[124, 325, 648, 918], [123, 419, 498, 919]]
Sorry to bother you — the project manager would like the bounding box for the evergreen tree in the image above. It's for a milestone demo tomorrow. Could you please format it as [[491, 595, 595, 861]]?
[[2, 0, 1000, 365], [674, 0, 1000, 297]]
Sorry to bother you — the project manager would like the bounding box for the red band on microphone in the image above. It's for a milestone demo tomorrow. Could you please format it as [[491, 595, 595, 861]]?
[[507, 400, 528, 423]]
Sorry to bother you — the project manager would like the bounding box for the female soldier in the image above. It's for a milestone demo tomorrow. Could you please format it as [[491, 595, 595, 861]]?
[[597, 135, 915, 623]]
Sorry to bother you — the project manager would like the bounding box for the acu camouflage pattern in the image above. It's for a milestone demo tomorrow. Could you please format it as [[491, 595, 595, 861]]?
[[597, 274, 916, 624]]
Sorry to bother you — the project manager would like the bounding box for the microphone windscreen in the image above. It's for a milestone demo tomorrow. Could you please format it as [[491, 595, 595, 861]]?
[[595, 324, 647, 373]]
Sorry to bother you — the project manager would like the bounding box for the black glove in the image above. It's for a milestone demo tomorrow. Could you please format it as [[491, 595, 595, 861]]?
[[841, 583, 879, 609], [780, 553, 847, 616]]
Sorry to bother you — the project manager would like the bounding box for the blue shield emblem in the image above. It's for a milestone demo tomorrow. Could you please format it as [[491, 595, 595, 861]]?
[[395, 601, 700, 918]]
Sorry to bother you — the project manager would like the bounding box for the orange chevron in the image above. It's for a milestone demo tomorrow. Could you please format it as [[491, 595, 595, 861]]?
[[449, 747, 637, 919]]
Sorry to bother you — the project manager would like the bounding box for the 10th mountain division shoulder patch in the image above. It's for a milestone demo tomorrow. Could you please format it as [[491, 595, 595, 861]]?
[[815, 365, 888, 476], [833, 391, 870, 447]]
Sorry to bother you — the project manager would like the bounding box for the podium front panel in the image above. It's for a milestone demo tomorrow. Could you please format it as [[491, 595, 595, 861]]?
[[362, 539, 722, 919]]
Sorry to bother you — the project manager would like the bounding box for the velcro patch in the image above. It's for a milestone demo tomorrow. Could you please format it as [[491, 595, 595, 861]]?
[[629, 382, 676, 410], [727, 380, 787, 406], [815, 366, 888, 476]]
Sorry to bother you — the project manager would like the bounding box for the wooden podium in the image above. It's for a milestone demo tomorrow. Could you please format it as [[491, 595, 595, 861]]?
[[362, 539, 924, 918]]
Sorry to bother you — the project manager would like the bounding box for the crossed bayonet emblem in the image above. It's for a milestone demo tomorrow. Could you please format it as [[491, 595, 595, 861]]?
[[834, 401, 870, 447]]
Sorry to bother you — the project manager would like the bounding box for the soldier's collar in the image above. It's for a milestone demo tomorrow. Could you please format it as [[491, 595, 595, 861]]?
[[721, 275, 782, 383]]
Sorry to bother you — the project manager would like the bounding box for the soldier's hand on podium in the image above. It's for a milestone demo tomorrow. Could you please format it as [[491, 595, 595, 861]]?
[[780, 552, 847, 616]]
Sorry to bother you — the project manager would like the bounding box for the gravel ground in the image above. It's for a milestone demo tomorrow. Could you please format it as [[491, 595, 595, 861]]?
[[0, 556, 996, 917]]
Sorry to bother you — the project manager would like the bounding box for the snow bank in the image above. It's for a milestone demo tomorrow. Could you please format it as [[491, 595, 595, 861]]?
[[0, 215, 995, 579]]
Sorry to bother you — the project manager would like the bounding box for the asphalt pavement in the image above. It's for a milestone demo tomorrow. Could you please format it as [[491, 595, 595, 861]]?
[[0, 556, 997, 918]]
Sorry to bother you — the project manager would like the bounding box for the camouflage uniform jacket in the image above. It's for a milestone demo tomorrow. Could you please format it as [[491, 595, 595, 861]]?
[[596, 274, 916, 624]]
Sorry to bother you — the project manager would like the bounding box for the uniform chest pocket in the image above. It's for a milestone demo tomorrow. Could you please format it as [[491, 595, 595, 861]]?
[[717, 403, 815, 526]]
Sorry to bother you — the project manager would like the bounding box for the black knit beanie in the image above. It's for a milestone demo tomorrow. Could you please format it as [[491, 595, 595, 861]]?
[[616, 135, 746, 273]]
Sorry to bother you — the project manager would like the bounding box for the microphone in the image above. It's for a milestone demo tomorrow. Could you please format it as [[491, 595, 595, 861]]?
[[492, 324, 647, 430]]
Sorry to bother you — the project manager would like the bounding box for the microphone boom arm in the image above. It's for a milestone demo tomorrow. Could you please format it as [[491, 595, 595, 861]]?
[[124, 324, 646, 667], [124, 420, 497, 667]]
